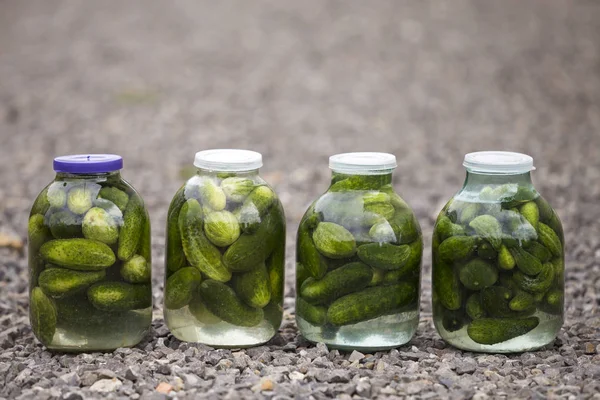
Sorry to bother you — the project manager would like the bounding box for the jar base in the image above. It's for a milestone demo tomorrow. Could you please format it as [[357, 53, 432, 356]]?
[[297, 310, 419, 352], [435, 311, 563, 353], [45, 307, 152, 352], [165, 306, 280, 348]]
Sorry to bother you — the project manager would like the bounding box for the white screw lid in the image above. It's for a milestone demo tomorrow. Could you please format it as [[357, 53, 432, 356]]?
[[463, 151, 535, 174], [194, 149, 263, 172], [329, 152, 397, 175]]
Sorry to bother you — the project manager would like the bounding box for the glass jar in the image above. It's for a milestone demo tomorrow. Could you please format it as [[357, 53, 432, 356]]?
[[164, 149, 285, 348], [28, 155, 152, 351], [432, 152, 564, 352], [296, 153, 422, 351]]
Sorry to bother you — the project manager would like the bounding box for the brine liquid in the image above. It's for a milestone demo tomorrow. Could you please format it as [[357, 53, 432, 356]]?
[[434, 311, 563, 353], [298, 310, 419, 351], [47, 308, 152, 352], [165, 306, 281, 348]]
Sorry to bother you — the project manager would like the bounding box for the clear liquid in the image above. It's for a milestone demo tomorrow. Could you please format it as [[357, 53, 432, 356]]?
[[297, 310, 419, 351], [47, 307, 152, 352], [434, 311, 563, 353], [165, 305, 281, 348]]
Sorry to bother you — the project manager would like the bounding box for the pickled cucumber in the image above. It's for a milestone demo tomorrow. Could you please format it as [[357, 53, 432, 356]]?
[[40, 239, 116, 271], [467, 317, 539, 345], [300, 262, 372, 305], [120, 255, 151, 283], [30, 287, 57, 345], [164, 267, 202, 309], [327, 283, 417, 326], [39, 268, 106, 298], [88, 282, 151, 311], [198, 280, 263, 327], [117, 194, 145, 261], [233, 262, 272, 308]]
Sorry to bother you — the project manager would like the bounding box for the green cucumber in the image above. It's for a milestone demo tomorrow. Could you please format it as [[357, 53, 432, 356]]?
[[300, 262, 372, 305], [30, 287, 57, 345], [467, 317, 539, 345], [327, 283, 416, 326], [198, 280, 263, 327], [117, 194, 145, 261], [233, 262, 272, 308], [356, 243, 411, 271], [164, 267, 202, 309], [88, 282, 151, 311], [40, 239, 115, 271], [39, 268, 105, 299]]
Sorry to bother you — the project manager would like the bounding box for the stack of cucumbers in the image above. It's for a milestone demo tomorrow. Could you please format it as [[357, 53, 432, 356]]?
[[432, 184, 564, 346], [28, 179, 152, 346], [164, 174, 285, 329], [296, 173, 422, 330]]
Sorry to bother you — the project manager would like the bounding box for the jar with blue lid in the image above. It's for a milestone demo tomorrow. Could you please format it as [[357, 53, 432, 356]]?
[[28, 155, 152, 351]]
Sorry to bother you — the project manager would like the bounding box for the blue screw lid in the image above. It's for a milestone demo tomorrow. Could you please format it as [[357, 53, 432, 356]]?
[[53, 154, 123, 174]]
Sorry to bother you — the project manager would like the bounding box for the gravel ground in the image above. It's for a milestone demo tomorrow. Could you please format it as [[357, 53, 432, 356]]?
[[1, 0, 600, 398]]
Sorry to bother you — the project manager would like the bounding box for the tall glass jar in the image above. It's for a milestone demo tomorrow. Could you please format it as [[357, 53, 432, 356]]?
[[296, 153, 422, 351], [432, 152, 564, 352], [164, 149, 285, 348], [28, 155, 152, 351]]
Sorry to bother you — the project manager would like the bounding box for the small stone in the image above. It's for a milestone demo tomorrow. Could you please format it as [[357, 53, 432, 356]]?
[[173, 377, 184, 391], [376, 360, 386, 371], [584, 343, 597, 354], [456, 360, 477, 375], [89, 378, 122, 393], [125, 367, 139, 382], [62, 392, 84, 400], [156, 382, 173, 394], [356, 381, 371, 397], [289, 371, 305, 381], [95, 369, 117, 379], [58, 372, 80, 387], [182, 373, 200, 388], [348, 350, 365, 362]]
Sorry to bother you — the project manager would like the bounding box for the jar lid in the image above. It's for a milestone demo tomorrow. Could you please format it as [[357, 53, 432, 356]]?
[[329, 152, 397, 175], [463, 151, 534, 174], [53, 154, 123, 174], [194, 149, 263, 172]]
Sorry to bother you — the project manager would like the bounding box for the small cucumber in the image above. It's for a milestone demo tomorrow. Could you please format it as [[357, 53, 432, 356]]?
[[436, 215, 465, 241], [524, 241, 551, 263], [467, 317, 539, 345], [266, 243, 285, 302], [433, 260, 463, 311], [438, 236, 477, 263], [509, 290, 536, 312], [327, 283, 416, 326], [458, 259, 498, 291], [198, 280, 264, 327], [498, 244, 516, 270], [297, 222, 327, 279], [510, 247, 543, 276], [313, 222, 357, 259], [519, 202, 539, 229], [441, 308, 467, 332], [513, 263, 554, 294], [357, 242, 412, 272], [296, 297, 327, 326], [465, 293, 486, 320], [165, 186, 187, 274], [98, 186, 129, 212], [40, 239, 115, 271], [188, 295, 221, 325], [67, 185, 95, 215], [233, 262, 272, 308], [164, 267, 202, 309], [117, 194, 145, 261], [88, 282, 151, 311], [47, 210, 83, 239], [30, 287, 57, 345], [39, 268, 106, 299], [82, 207, 119, 245], [204, 210, 241, 247], [223, 204, 284, 272], [120, 255, 151, 283], [179, 199, 231, 282], [220, 177, 255, 203], [300, 262, 372, 305], [537, 223, 562, 257]]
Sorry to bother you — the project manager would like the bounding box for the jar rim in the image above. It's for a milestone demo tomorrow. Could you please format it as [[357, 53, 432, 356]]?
[[194, 149, 263, 172], [329, 152, 397, 175], [463, 151, 535, 174]]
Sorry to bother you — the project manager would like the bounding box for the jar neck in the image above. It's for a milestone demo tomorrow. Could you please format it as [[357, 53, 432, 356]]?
[[196, 168, 260, 177], [463, 171, 533, 187], [55, 171, 122, 180], [330, 171, 393, 185]]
